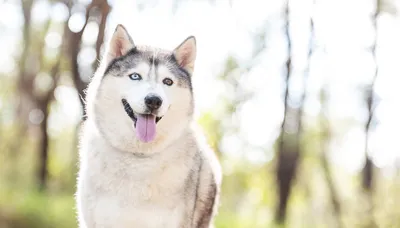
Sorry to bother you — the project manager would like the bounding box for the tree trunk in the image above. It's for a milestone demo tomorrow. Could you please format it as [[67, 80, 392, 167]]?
[[37, 103, 49, 191], [275, 0, 296, 223], [67, 0, 111, 120], [360, 3, 380, 227], [275, 0, 315, 222], [35, 19, 65, 190], [276, 145, 299, 223], [362, 114, 374, 191], [362, 0, 379, 193], [12, 0, 34, 158]]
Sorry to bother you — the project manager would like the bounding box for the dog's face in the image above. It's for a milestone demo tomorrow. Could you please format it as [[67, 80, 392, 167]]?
[[90, 25, 196, 153]]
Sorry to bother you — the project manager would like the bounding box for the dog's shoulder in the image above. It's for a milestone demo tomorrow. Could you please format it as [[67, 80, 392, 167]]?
[[190, 124, 222, 184]]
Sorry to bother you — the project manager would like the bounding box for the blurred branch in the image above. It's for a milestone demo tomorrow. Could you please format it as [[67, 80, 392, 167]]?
[[37, 19, 53, 70], [320, 88, 344, 228], [312, 0, 344, 225], [67, 0, 111, 120], [36, 12, 70, 192], [9, 0, 34, 161], [275, 0, 298, 223], [19, 0, 33, 80], [278, 0, 292, 178], [362, 0, 380, 193], [299, 7, 315, 132], [2, 0, 35, 183], [275, 0, 318, 223], [18, 0, 34, 112], [94, 0, 111, 69], [15, 0, 71, 191], [67, 1, 94, 115], [36, 59, 62, 191], [360, 1, 380, 227]]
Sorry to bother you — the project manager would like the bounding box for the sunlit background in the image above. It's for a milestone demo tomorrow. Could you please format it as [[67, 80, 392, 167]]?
[[1, 0, 400, 227]]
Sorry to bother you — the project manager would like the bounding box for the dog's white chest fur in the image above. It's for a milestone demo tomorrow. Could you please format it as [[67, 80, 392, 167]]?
[[77, 124, 195, 228]]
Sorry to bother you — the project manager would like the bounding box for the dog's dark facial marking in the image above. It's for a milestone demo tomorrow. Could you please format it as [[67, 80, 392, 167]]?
[[104, 48, 140, 76], [138, 48, 192, 90], [121, 98, 137, 125], [148, 55, 160, 80], [103, 45, 193, 91]]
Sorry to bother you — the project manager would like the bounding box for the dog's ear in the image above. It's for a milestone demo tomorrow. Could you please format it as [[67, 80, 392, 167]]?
[[105, 24, 135, 63], [173, 36, 196, 75]]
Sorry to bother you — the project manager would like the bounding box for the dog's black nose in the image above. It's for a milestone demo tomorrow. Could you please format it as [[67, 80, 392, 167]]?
[[145, 95, 162, 110]]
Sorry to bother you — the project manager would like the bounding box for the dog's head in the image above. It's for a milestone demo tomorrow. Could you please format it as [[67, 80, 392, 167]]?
[[88, 24, 196, 153]]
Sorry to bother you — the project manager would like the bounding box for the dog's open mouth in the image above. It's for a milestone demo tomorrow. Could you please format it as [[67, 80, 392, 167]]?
[[121, 99, 162, 143]]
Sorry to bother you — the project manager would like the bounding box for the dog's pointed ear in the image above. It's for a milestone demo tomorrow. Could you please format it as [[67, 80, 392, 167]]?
[[173, 36, 196, 75], [106, 24, 135, 63]]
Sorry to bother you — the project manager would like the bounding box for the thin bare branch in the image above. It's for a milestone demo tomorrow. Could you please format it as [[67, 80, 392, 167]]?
[[94, 1, 111, 68]]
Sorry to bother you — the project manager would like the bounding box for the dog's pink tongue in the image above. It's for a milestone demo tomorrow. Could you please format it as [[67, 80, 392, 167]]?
[[135, 114, 156, 142]]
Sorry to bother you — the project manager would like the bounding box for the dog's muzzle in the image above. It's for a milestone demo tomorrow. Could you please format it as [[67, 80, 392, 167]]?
[[121, 99, 162, 126]]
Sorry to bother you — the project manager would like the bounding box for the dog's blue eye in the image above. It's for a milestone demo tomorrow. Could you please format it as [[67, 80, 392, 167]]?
[[129, 73, 142, 80]]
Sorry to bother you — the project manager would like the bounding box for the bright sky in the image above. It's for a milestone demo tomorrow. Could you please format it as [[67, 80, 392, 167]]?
[[1, 0, 400, 173]]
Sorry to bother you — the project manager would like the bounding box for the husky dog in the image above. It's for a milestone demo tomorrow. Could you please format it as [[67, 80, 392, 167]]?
[[76, 24, 222, 228]]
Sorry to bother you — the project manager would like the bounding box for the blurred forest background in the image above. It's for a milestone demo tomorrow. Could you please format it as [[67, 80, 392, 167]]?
[[1, 0, 400, 227]]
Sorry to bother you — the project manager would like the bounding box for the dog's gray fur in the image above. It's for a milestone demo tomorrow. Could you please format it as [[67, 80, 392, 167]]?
[[105, 47, 192, 89], [76, 24, 222, 228]]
